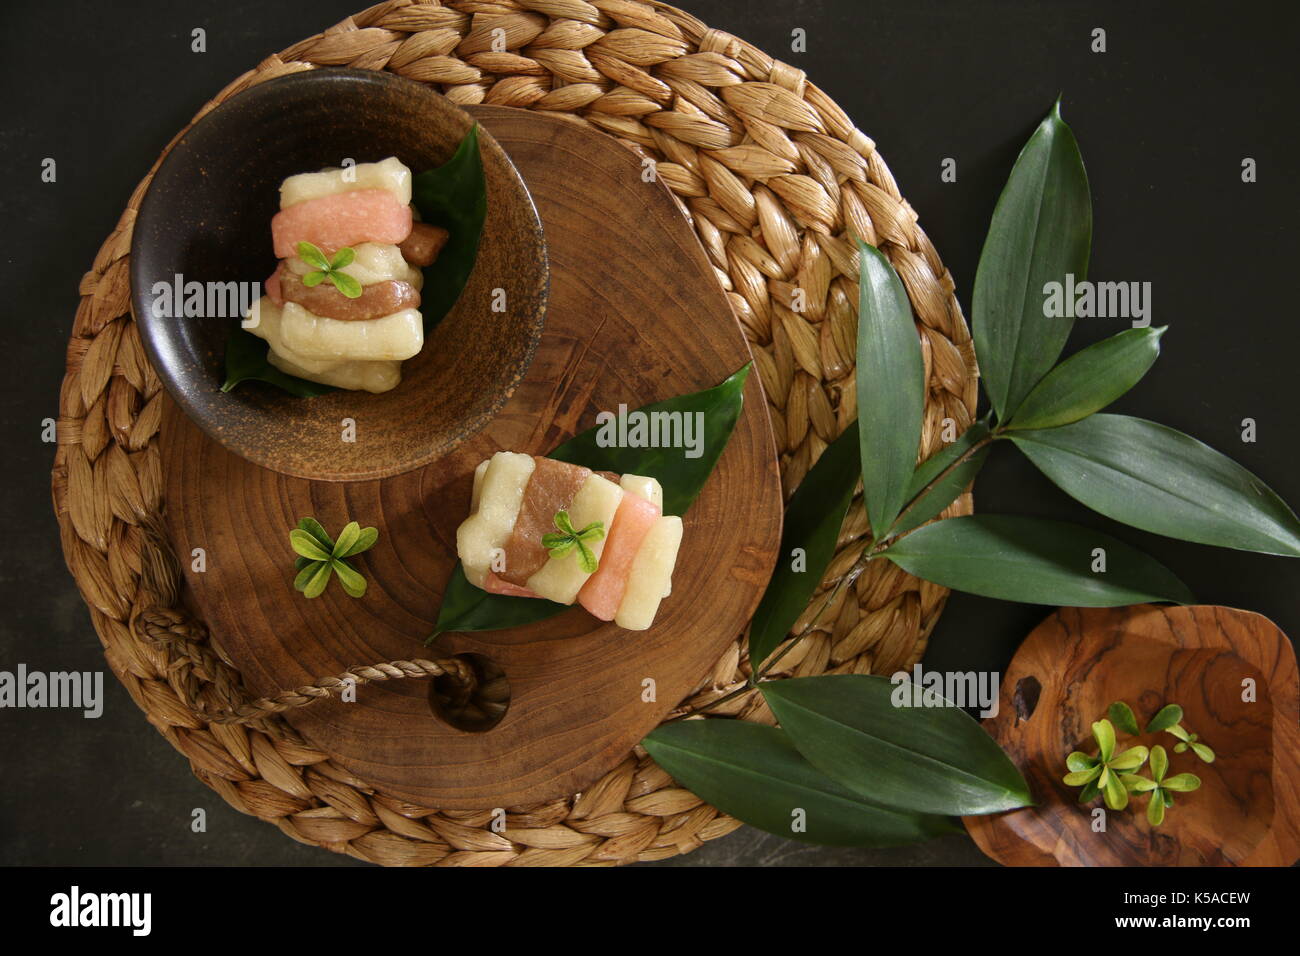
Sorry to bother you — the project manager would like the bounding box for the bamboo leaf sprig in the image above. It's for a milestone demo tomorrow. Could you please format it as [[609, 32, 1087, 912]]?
[[290, 518, 378, 599], [745, 98, 1300, 680], [644, 98, 1294, 849]]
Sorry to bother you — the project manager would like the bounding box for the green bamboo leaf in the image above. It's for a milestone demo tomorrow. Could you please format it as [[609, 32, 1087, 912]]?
[[883, 514, 1194, 607], [1162, 772, 1201, 793], [1163, 790, 1175, 808], [1146, 704, 1184, 735], [1108, 700, 1140, 736], [1093, 719, 1116, 763], [855, 242, 926, 537], [302, 561, 333, 599], [1190, 742, 1216, 764], [289, 529, 332, 562], [748, 421, 860, 669], [891, 421, 992, 538], [1147, 793, 1166, 825], [760, 675, 1033, 816], [432, 366, 751, 637], [1007, 327, 1165, 430], [1109, 745, 1149, 772], [430, 563, 568, 637], [973, 99, 1092, 420], [332, 521, 361, 558], [331, 558, 367, 598], [339, 526, 379, 558], [642, 720, 958, 847], [1078, 778, 1101, 804], [1011, 414, 1300, 556], [293, 560, 323, 592], [300, 270, 327, 288], [411, 123, 487, 330]]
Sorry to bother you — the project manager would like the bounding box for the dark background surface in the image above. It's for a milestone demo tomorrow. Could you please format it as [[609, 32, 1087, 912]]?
[[1, 0, 1296, 866]]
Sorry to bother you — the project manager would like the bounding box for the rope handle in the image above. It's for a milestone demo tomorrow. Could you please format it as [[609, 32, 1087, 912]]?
[[133, 516, 470, 726]]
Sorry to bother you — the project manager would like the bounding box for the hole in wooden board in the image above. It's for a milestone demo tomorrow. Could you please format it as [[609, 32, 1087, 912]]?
[[1013, 676, 1042, 724], [429, 653, 511, 732]]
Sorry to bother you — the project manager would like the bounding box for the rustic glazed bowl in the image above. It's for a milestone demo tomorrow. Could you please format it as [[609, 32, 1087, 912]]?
[[131, 68, 547, 481]]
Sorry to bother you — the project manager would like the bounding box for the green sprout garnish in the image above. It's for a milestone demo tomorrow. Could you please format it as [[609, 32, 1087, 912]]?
[[1120, 745, 1201, 826], [1062, 718, 1149, 810], [1168, 723, 1216, 763], [541, 510, 605, 574], [1144, 702, 1183, 734], [1108, 700, 1140, 735], [289, 517, 378, 598], [296, 241, 363, 299]]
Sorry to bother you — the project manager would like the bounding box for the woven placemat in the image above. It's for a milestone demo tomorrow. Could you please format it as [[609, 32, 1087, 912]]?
[[51, 0, 977, 866]]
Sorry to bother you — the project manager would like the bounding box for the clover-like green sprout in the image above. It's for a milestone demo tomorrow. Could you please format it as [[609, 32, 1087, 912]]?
[[541, 510, 605, 574], [1062, 718, 1150, 810], [296, 241, 363, 299], [289, 517, 379, 598], [1120, 744, 1201, 825]]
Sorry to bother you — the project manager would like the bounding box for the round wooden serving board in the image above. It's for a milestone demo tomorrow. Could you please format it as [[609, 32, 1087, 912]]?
[[159, 106, 782, 809], [964, 604, 1300, 866]]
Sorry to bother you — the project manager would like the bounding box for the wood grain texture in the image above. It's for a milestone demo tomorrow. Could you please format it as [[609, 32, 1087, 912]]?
[[159, 106, 782, 808], [964, 604, 1300, 866]]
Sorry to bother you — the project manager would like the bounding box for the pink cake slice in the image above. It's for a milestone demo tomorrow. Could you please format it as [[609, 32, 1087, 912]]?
[[577, 489, 661, 621], [270, 189, 413, 259]]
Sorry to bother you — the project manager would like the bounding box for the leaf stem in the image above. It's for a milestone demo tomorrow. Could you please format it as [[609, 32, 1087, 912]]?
[[667, 544, 877, 722], [880, 427, 998, 543], [670, 422, 999, 722]]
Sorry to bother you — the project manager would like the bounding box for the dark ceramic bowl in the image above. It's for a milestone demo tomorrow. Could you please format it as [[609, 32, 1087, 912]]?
[[130, 68, 547, 481]]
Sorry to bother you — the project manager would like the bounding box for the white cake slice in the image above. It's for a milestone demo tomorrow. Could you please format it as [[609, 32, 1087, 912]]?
[[619, 474, 663, 510], [279, 156, 413, 208], [614, 516, 683, 630], [457, 453, 536, 587], [278, 301, 423, 362]]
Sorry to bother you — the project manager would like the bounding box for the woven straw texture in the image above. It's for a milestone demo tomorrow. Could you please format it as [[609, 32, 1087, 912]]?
[[51, 0, 978, 865]]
